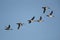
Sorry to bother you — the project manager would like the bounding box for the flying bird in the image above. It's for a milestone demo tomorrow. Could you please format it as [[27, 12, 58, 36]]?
[[28, 16, 35, 24], [37, 16, 43, 22], [42, 6, 50, 13], [47, 11, 54, 17], [16, 22, 23, 30], [5, 25, 12, 30]]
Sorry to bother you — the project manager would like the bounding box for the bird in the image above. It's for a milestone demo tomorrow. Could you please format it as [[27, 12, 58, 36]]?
[[16, 22, 23, 30], [5, 25, 12, 30], [28, 16, 35, 24], [47, 11, 54, 17], [37, 16, 43, 22], [42, 6, 50, 13]]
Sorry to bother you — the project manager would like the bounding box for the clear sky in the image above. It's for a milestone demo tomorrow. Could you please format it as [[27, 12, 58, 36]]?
[[0, 0, 60, 40]]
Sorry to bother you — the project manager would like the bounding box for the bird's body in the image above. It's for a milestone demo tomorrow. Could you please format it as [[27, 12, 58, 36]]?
[[47, 15, 54, 17], [28, 16, 35, 24], [42, 7, 46, 13]]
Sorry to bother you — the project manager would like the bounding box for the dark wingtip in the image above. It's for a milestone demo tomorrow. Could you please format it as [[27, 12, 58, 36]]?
[[43, 11, 45, 13], [28, 20, 31, 24]]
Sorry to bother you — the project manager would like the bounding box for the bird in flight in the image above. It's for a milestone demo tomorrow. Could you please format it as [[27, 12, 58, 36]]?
[[16, 22, 23, 30], [47, 11, 54, 17], [28, 16, 35, 24], [5, 25, 12, 30], [42, 6, 50, 13], [37, 16, 43, 22]]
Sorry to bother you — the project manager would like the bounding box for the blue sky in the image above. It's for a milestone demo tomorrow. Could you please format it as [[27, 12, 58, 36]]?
[[0, 0, 60, 40]]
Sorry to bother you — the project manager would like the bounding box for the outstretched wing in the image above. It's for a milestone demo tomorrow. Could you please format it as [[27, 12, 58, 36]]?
[[17, 23, 21, 29], [50, 11, 53, 15], [5, 25, 10, 30], [40, 16, 42, 20], [42, 7, 46, 13], [17, 26, 20, 30], [31, 16, 35, 20], [17, 23, 23, 30], [17, 23, 20, 27]]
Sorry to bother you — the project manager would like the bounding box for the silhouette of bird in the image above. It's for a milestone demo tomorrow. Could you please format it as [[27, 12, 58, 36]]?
[[16, 22, 23, 30], [42, 6, 50, 13], [47, 11, 54, 17], [37, 16, 43, 22], [5, 25, 12, 30], [28, 16, 35, 24]]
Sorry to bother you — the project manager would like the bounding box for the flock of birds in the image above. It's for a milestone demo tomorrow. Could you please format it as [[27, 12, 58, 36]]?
[[4, 6, 54, 30]]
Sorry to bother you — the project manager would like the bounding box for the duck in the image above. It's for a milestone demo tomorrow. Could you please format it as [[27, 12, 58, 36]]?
[[16, 22, 23, 30], [28, 16, 35, 24], [42, 6, 50, 13], [47, 11, 54, 17], [5, 25, 12, 30], [37, 16, 43, 22]]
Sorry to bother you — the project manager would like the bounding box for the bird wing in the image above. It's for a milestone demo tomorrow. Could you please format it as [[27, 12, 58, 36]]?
[[18, 26, 20, 29], [50, 11, 53, 15], [31, 16, 35, 20], [5, 25, 10, 30], [17, 23, 21, 29], [42, 7, 46, 13], [17, 23, 20, 27], [40, 16, 42, 20], [43, 8, 46, 13]]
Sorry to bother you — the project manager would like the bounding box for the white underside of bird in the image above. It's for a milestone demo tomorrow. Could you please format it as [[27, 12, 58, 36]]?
[[47, 15, 54, 17], [37, 20, 43, 22]]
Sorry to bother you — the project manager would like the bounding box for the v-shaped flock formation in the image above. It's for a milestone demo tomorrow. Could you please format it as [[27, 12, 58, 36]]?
[[3, 6, 54, 30]]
